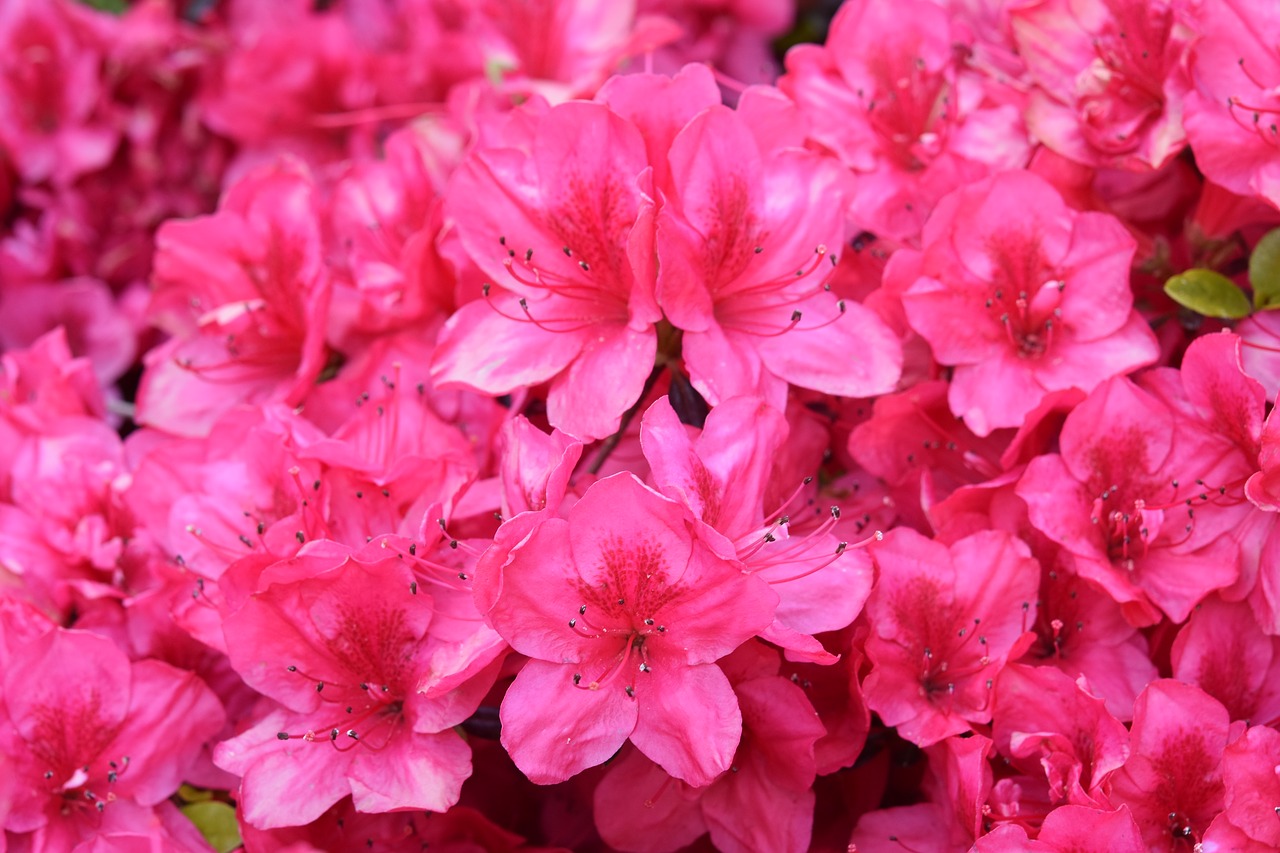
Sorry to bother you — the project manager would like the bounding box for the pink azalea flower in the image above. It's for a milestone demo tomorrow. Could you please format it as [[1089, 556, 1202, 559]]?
[[863, 528, 1039, 746], [849, 733, 993, 851], [1017, 365, 1257, 624], [1202, 724, 1280, 851], [975, 804, 1146, 851], [125, 404, 327, 590], [655, 100, 902, 408], [0, 277, 137, 387], [0, 0, 118, 185], [780, 628, 871, 775], [497, 415, 583, 518], [431, 99, 660, 441], [214, 547, 477, 828], [325, 126, 458, 339], [1108, 679, 1230, 850], [295, 374, 480, 546], [640, 396, 873, 651], [779, 0, 1030, 241], [0, 414, 158, 617], [1010, 0, 1189, 171], [846, 379, 1008, 527], [137, 159, 332, 437], [1019, 565, 1157, 721], [476, 472, 778, 785], [593, 642, 826, 853], [1170, 595, 1280, 725], [0, 627, 225, 849], [896, 170, 1159, 436], [1180, 0, 1280, 209], [991, 663, 1129, 809]]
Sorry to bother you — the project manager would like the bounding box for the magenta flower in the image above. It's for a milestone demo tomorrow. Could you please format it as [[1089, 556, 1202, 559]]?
[[1170, 595, 1280, 725], [639, 395, 873, 656], [477, 472, 778, 785], [863, 528, 1040, 746], [1181, 0, 1280, 209], [137, 159, 332, 437], [991, 663, 1130, 809], [214, 548, 475, 828], [1010, 0, 1189, 171], [1109, 680, 1230, 850], [1203, 724, 1280, 850], [1017, 370, 1255, 624], [655, 103, 902, 408], [0, 0, 117, 185], [431, 99, 660, 441], [593, 642, 826, 853], [779, 0, 1030, 240], [896, 169, 1159, 435], [0, 627, 226, 849]]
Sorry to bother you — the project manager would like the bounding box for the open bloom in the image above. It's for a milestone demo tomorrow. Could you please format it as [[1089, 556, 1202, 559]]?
[[1010, 0, 1189, 170], [476, 472, 778, 785], [863, 528, 1040, 746], [214, 548, 477, 829], [432, 99, 659, 441], [137, 159, 332, 437], [0, 627, 226, 849], [655, 99, 902, 408], [896, 170, 1159, 435]]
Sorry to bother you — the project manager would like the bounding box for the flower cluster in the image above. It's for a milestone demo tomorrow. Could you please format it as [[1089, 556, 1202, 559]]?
[[2, 0, 1280, 851]]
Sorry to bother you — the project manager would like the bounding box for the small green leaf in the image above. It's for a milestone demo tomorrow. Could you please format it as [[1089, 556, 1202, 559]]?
[[484, 57, 516, 87], [176, 783, 214, 803], [181, 801, 241, 853], [1164, 269, 1253, 319], [78, 0, 128, 14], [1250, 228, 1280, 310]]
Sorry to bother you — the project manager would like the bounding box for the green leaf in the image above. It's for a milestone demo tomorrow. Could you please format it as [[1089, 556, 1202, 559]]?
[[1164, 269, 1253, 319], [181, 801, 241, 853], [1250, 228, 1280, 310], [176, 783, 214, 803], [78, 0, 128, 14], [484, 57, 516, 87]]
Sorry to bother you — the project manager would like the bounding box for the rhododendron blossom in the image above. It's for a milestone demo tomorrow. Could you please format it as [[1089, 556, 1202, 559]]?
[[896, 169, 1159, 435], [477, 472, 777, 785], [432, 99, 659, 441]]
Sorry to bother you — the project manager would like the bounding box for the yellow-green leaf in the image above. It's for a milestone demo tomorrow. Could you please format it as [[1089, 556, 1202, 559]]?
[[177, 783, 214, 803], [181, 801, 241, 853], [1250, 228, 1280, 310], [1164, 269, 1253, 319]]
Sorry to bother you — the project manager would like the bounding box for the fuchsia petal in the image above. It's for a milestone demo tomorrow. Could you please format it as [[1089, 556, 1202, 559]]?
[[630, 662, 742, 787], [499, 659, 637, 785]]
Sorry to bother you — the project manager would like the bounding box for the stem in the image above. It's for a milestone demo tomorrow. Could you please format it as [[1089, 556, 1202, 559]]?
[[587, 362, 666, 475]]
